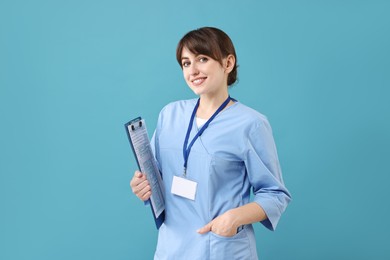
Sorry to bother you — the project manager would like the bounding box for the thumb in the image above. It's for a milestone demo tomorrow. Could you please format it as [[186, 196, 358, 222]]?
[[197, 222, 212, 234], [135, 171, 144, 179]]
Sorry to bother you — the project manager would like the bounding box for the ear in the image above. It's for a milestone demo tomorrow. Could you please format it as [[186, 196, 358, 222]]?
[[224, 54, 236, 74]]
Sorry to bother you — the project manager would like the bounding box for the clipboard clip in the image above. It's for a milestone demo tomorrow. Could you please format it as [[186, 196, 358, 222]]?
[[130, 120, 143, 131]]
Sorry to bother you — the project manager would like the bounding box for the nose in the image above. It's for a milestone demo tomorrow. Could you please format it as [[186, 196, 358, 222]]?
[[189, 63, 199, 76]]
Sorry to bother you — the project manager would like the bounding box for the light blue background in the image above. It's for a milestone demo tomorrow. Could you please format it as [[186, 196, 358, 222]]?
[[1, 0, 389, 259]]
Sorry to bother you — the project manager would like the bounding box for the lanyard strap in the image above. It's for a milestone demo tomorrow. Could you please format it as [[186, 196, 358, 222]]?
[[182, 96, 232, 176]]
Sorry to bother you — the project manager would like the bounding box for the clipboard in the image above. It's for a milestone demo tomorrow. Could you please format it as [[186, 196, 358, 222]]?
[[124, 117, 165, 229]]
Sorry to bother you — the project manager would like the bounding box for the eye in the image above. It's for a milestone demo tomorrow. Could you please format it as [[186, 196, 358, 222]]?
[[182, 61, 190, 67], [199, 57, 208, 63]]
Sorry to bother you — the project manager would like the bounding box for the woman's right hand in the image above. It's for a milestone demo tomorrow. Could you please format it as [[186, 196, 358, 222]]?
[[130, 171, 151, 201]]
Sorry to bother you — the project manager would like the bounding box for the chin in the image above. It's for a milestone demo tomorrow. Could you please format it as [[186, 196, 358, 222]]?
[[190, 87, 204, 96]]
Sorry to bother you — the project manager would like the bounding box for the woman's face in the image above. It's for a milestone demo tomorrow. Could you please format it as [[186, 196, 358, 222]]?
[[180, 47, 228, 97]]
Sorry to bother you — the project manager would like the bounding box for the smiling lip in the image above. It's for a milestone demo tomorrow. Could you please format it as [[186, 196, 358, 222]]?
[[191, 77, 207, 86]]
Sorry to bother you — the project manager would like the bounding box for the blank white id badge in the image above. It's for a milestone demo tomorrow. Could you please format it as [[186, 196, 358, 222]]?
[[171, 176, 197, 200]]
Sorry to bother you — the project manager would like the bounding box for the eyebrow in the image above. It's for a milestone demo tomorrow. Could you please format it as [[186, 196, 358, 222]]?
[[181, 54, 203, 60]]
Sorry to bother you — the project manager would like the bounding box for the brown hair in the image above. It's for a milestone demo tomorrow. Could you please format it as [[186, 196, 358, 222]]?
[[176, 27, 238, 86]]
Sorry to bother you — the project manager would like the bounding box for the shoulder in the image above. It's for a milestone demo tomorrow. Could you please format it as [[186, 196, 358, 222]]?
[[160, 99, 197, 114], [232, 102, 271, 130], [231, 102, 277, 150], [157, 99, 197, 125]]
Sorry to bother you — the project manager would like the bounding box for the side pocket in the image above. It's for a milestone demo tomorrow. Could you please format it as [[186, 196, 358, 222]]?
[[209, 228, 253, 260]]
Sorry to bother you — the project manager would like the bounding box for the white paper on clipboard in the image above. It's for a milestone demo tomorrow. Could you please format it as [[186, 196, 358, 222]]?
[[125, 117, 165, 228]]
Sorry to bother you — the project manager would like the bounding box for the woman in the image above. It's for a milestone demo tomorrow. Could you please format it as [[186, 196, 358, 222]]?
[[130, 27, 291, 260]]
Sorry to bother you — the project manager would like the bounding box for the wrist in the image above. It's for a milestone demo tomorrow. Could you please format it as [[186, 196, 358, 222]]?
[[227, 208, 242, 229]]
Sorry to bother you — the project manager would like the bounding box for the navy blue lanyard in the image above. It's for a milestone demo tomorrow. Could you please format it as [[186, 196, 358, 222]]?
[[182, 96, 232, 176]]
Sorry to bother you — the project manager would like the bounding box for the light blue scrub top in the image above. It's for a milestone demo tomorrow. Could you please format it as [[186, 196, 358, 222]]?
[[150, 99, 291, 260]]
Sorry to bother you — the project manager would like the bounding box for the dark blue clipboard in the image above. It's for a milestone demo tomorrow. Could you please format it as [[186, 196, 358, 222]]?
[[124, 117, 165, 229]]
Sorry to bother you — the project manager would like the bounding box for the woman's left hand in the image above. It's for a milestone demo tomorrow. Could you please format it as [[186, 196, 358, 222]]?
[[197, 210, 239, 237]]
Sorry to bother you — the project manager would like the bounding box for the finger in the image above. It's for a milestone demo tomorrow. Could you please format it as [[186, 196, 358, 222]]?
[[133, 183, 150, 201], [134, 171, 147, 181], [132, 179, 150, 194], [130, 172, 147, 188], [134, 171, 143, 178], [197, 222, 212, 234], [140, 190, 152, 201], [138, 184, 151, 197]]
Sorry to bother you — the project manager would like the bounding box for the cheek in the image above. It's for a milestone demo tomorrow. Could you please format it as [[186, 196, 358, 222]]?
[[182, 70, 189, 80], [182, 71, 191, 86]]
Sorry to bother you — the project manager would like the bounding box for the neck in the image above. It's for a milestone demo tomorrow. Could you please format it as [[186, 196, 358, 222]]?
[[197, 91, 230, 119]]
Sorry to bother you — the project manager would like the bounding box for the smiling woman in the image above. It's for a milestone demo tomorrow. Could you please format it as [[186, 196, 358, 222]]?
[[179, 49, 234, 101], [129, 27, 291, 260], [176, 27, 238, 87]]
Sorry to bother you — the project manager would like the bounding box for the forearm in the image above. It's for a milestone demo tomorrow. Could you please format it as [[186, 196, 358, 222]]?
[[197, 202, 268, 236], [229, 202, 267, 227]]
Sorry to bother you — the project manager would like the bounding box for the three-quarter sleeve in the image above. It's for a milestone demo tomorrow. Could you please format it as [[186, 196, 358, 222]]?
[[244, 118, 291, 231]]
